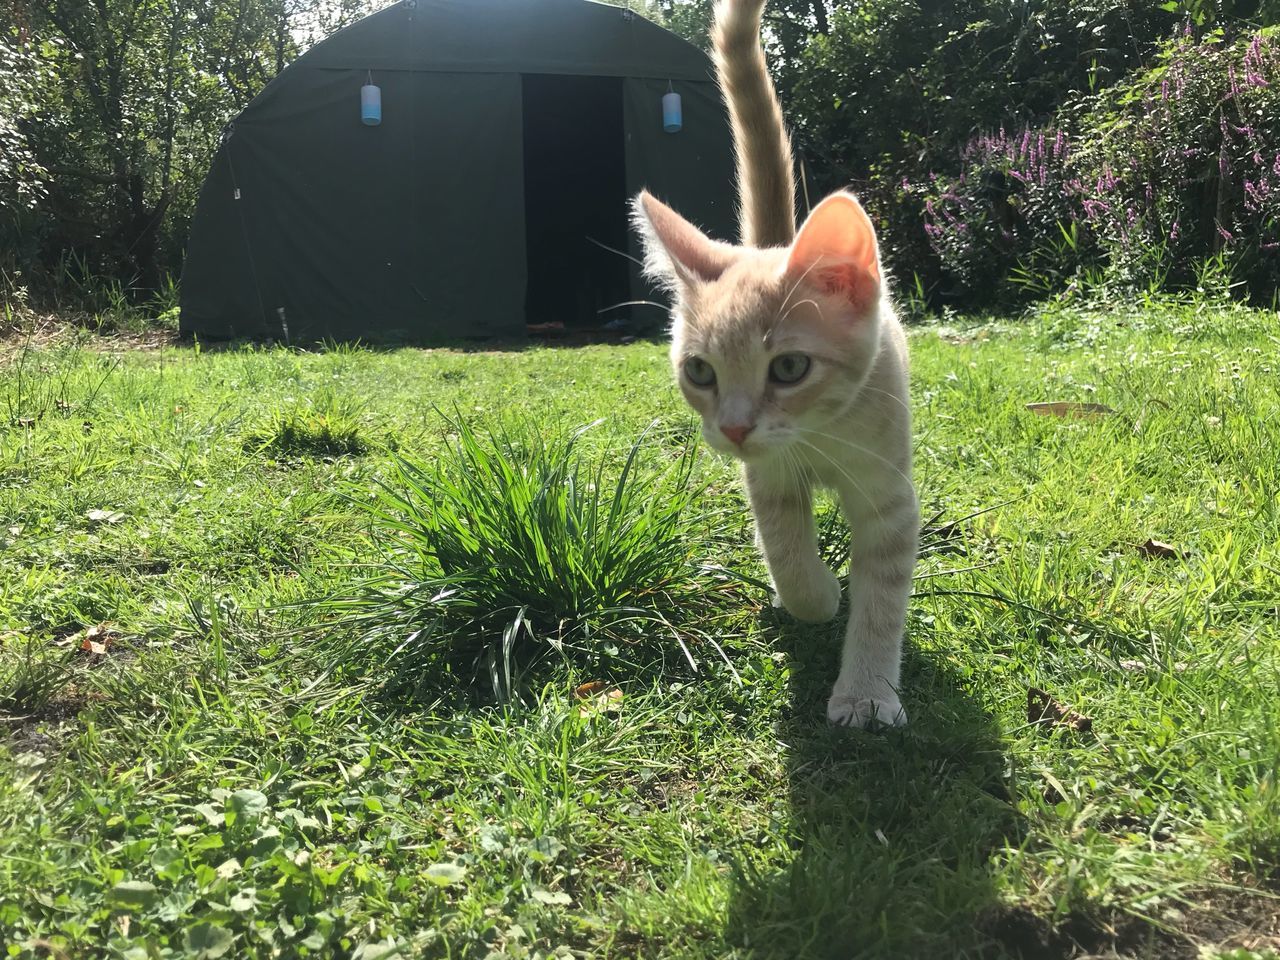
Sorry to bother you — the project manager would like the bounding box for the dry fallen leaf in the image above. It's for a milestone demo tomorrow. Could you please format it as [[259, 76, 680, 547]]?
[[72, 623, 120, 656], [1025, 402, 1115, 419], [1138, 538, 1183, 560], [86, 508, 125, 524], [1027, 686, 1092, 733], [573, 681, 623, 717]]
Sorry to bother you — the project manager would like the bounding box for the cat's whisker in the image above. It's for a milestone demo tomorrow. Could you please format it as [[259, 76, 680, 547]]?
[[765, 260, 823, 343], [794, 438, 885, 523], [853, 384, 914, 416], [793, 426, 914, 487], [597, 299, 666, 314], [781, 446, 808, 496], [586, 235, 645, 267], [765, 297, 821, 344]]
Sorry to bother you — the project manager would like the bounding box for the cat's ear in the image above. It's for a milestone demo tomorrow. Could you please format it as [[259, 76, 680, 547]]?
[[632, 191, 737, 289], [786, 193, 880, 312]]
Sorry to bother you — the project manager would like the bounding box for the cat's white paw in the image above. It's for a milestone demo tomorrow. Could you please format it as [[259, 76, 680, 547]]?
[[773, 568, 842, 622], [826, 693, 907, 730]]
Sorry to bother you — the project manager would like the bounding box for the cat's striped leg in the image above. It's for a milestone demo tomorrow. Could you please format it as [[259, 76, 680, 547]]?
[[745, 464, 841, 623], [828, 482, 918, 728]]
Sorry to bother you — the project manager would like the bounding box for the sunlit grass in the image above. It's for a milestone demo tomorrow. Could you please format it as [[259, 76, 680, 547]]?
[[0, 300, 1277, 959]]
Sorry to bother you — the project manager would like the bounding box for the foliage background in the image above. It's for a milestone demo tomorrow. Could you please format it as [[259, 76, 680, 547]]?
[[3, 0, 1280, 313]]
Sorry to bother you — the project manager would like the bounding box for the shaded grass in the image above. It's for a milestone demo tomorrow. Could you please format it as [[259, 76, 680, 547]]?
[[0, 300, 1277, 959]]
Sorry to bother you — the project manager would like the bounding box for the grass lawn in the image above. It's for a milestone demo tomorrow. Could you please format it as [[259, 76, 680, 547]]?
[[1, 301, 1278, 959]]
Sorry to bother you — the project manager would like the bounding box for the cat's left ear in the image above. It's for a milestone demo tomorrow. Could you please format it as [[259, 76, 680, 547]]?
[[632, 191, 738, 290], [786, 193, 880, 313]]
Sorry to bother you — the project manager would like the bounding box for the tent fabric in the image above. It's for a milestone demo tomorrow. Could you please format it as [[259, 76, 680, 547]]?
[[180, 0, 736, 343], [622, 76, 738, 328], [301, 0, 718, 80]]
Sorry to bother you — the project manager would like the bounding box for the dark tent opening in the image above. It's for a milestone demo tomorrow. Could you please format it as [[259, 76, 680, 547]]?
[[522, 75, 629, 330], [179, 0, 739, 344]]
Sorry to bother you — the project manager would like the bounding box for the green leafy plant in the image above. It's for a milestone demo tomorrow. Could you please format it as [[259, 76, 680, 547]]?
[[306, 414, 719, 696]]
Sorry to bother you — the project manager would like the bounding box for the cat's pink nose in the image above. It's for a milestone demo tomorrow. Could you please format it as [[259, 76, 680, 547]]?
[[720, 423, 754, 445]]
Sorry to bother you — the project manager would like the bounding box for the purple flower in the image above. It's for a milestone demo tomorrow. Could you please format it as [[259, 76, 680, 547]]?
[[1170, 220, 1180, 240], [1082, 199, 1111, 220], [1218, 225, 1234, 242]]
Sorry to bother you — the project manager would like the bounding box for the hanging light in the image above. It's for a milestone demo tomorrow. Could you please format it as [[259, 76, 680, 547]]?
[[662, 82, 682, 134], [362, 70, 382, 126]]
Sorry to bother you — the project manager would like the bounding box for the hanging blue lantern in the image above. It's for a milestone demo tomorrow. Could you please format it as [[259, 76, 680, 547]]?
[[361, 72, 381, 126], [662, 91, 682, 133]]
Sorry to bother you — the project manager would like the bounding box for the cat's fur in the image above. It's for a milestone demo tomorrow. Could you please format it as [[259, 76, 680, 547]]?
[[631, 0, 918, 728]]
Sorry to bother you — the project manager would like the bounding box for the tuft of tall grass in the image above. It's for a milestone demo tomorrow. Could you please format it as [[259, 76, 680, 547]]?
[[306, 415, 718, 696], [243, 390, 368, 458], [0, 636, 74, 720]]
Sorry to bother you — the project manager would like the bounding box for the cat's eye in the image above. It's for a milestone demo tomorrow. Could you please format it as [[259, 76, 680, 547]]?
[[768, 352, 811, 385], [683, 356, 717, 388]]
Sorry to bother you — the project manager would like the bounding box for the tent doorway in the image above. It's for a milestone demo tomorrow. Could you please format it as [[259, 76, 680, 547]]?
[[522, 74, 630, 329]]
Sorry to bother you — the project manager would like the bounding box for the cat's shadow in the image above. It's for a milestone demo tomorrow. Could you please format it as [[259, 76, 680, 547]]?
[[723, 611, 1023, 959]]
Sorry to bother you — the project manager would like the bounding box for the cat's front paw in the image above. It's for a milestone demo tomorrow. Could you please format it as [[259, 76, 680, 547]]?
[[826, 693, 907, 730], [773, 568, 842, 623]]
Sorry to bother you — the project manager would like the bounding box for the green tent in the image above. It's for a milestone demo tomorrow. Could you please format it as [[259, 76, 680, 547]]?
[[179, 0, 737, 343]]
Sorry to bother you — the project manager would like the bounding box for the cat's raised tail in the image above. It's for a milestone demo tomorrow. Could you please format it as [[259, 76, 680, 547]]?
[[712, 0, 796, 249]]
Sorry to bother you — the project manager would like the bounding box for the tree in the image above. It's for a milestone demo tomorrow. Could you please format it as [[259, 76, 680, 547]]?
[[9, 0, 378, 300], [0, 6, 53, 284]]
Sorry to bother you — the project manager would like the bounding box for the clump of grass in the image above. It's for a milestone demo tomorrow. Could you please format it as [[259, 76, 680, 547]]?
[[309, 415, 716, 695], [244, 412, 366, 457], [0, 636, 74, 721], [243, 393, 367, 458]]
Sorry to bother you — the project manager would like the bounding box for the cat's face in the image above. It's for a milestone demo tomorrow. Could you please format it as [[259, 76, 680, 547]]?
[[635, 193, 884, 462]]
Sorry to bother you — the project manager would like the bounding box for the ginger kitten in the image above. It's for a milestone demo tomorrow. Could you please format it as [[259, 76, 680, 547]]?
[[631, 0, 918, 728]]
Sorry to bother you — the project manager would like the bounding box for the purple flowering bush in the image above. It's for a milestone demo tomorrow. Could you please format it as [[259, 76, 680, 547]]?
[[904, 27, 1280, 306], [910, 125, 1094, 304], [1073, 26, 1280, 299]]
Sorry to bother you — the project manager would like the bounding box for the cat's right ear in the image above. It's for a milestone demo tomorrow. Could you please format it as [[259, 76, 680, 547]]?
[[632, 191, 737, 291]]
